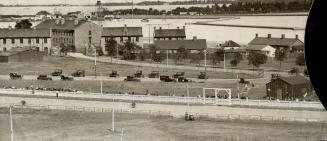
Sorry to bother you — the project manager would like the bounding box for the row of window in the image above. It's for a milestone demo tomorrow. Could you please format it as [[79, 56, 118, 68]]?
[[104, 37, 140, 43], [1, 47, 48, 52], [0, 38, 48, 44], [52, 32, 74, 37], [54, 38, 74, 44], [155, 37, 185, 40]]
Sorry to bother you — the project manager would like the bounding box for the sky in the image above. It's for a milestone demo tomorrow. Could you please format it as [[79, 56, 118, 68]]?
[[0, 0, 174, 5]]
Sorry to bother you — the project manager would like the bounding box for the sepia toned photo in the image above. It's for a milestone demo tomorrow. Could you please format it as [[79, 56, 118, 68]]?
[[0, 0, 326, 141]]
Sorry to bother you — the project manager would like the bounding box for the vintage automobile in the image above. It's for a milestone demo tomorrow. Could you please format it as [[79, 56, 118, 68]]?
[[51, 69, 63, 76], [173, 72, 185, 78], [160, 75, 176, 82], [134, 70, 144, 78], [109, 70, 119, 77], [72, 69, 85, 77], [198, 72, 209, 79], [124, 76, 141, 82], [9, 73, 23, 80], [60, 75, 74, 81], [148, 71, 160, 78], [37, 75, 52, 80], [177, 76, 192, 83]]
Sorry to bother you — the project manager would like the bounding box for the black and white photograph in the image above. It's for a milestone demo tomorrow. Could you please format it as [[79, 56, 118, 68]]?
[[0, 0, 326, 140]]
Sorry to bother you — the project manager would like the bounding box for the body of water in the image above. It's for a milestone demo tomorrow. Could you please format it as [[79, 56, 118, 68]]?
[[0, 16, 307, 46]]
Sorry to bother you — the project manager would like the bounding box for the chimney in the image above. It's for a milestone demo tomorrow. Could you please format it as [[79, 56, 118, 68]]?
[[177, 26, 179, 29], [281, 34, 285, 39], [255, 33, 258, 38], [124, 24, 127, 27], [60, 18, 65, 25], [154, 26, 156, 30], [267, 34, 271, 38], [74, 19, 79, 25], [295, 34, 299, 39], [8, 26, 12, 30], [183, 26, 185, 29], [193, 36, 197, 40], [159, 27, 162, 30]]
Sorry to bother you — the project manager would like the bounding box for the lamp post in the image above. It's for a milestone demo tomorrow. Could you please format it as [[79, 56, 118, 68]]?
[[9, 105, 14, 141], [203, 49, 207, 72], [166, 50, 169, 69]]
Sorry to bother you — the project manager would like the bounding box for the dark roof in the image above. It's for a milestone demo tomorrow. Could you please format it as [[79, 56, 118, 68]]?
[[224, 48, 246, 53], [221, 40, 241, 47], [249, 37, 304, 47], [279, 75, 310, 85], [34, 19, 88, 29], [154, 39, 207, 50], [102, 27, 143, 37], [0, 47, 35, 56], [0, 28, 51, 38], [154, 29, 186, 38]]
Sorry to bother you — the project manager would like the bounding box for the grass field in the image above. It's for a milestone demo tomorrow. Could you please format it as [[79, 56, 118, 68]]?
[[0, 56, 258, 79], [0, 107, 326, 141]]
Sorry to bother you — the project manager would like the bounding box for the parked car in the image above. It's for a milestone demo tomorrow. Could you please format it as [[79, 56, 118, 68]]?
[[72, 69, 85, 77], [9, 73, 23, 80], [134, 70, 144, 78], [124, 76, 141, 82], [109, 70, 119, 77], [239, 78, 249, 84], [198, 72, 209, 79], [160, 75, 176, 82], [173, 72, 185, 78], [60, 75, 74, 81], [178, 76, 192, 83], [51, 69, 63, 76], [148, 71, 160, 78], [37, 75, 52, 80]]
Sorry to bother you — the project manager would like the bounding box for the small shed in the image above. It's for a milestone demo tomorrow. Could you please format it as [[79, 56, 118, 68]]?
[[0, 47, 44, 63], [266, 75, 313, 100]]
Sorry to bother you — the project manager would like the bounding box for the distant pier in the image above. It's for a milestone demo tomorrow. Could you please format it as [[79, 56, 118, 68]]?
[[192, 22, 305, 30]]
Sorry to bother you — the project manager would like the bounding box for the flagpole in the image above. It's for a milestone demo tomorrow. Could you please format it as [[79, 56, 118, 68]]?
[[10, 105, 14, 141]]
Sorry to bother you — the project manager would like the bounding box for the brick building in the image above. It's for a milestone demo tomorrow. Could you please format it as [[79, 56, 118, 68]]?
[[154, 37, 207, 53], [153, 26, 186, 41], [35, 18, 102, 55], [0, 28, 51, 53]]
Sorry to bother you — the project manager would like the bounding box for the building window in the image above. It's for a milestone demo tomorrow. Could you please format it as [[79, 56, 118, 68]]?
[[36, 38, 39, 44], [89, 30, 92, 35], [44, 38, 47, 43], [20, 38, 23, 44], [120, 37, 123, 42], [28, 38, 31, 44], [3, 47, 6, 51], [3, 38, 6, 44], [128, 37, 131, 42], [11, 38, 15, 44]]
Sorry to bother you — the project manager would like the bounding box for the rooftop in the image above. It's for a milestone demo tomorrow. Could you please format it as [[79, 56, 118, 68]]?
[[274, 75, 310, 85], [102, 27, 143, 37], [244, 45, 273, 51], [249, 35, 304, 47], [154, 39, 207, 50], [0, 28, 51, 38], [220, 40, 241, 47], [34, 19, 88, 30], [154, 28, 186, 38]]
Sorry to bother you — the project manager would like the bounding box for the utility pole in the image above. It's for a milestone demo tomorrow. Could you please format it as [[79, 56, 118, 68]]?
[[186, 84, 190, 112], [9, 105, 14, 141], [204, 49, 207, 72], [112, 108, 115, 132], [166, 50, 169, 69], [100, 72, 103, 95], [223, 51, 226, 71], [120, 128, 125, 141], [94, 45, 97, 78]]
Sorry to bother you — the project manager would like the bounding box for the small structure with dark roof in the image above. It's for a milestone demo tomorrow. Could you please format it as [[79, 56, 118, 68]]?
[[244, 44, 276, 57], [249, 34, 304, 53], [266, 75, 313, 100], [154, 37, 206, 53], [154, 26, 186, 41], [0, 47, 44, 63], [219, 40, 241, 50]]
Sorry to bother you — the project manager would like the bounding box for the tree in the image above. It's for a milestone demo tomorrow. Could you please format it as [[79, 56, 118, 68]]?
[[149, 44, 159, 62], [105, 38, 118, 62], [230, 59, 238, 68], [247, 51, 268, 68], [274, 48, 288, 70], [121, 41, 140, 60], [175, 47, 189, 64], [15, 19, 32, 29], [212, 49, 224, 65], [153, 51, 165, 64], [296, 53, 305, 66]]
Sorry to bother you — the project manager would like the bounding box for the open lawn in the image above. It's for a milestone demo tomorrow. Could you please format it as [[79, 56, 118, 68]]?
[[0, 79, 267, 99], [0, 108, 326, 141]]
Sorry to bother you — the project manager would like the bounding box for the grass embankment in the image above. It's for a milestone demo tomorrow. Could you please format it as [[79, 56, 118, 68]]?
[[0, 107, 325, 141]]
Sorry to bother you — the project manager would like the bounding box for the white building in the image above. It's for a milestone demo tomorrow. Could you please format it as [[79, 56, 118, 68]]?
[[0, 28, 52, 53], [244, 45, 276, 57]]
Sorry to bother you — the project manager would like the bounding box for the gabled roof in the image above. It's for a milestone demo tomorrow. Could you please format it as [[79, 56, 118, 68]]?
[[34, 19, 88, 30], [0, 28, 51, 38], [102, 27, 143, 37], [249, 37, 304, 47], [154, 39, 207, 50], [244, 45, 274, 51], [0, 47, 35, 56], [154, 29, 186, 38], [279, 75, 310, 85], [221, 40, 241, 47]]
